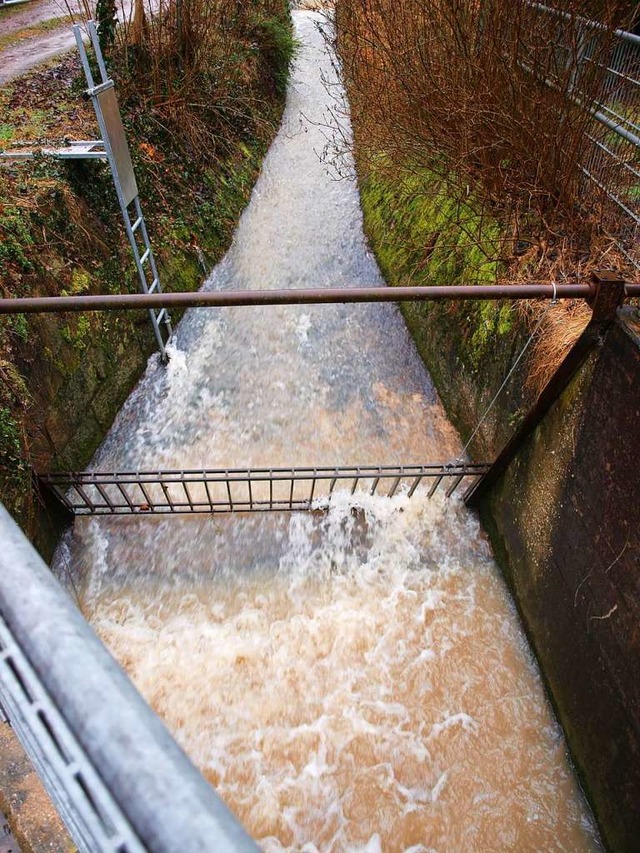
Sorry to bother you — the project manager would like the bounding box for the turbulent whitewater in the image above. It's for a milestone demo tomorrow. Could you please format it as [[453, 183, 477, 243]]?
[[55, 12, 601, 851]]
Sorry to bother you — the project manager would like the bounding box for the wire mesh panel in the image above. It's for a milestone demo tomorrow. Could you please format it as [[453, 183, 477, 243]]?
[[581, 34, 640, 261], [39, 463, 491, 517], [527, 3, 640, 264]]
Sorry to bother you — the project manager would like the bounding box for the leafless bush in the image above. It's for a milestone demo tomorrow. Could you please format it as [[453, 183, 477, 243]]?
[[103, 0, 293, 160], [336, 0, 637, 231], [335, 0, 638, 388]]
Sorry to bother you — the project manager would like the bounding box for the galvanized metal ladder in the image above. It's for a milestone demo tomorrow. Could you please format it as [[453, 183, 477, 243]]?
[[0, 22, 173, 359], [73, 21, 172, 361]]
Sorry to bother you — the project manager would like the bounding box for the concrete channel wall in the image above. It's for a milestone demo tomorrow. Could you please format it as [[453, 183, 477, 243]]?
[[352, 147, 639, 849], [476, 312, 640, 852]]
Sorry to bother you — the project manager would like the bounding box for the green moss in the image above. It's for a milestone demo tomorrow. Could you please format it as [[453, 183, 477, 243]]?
[[469, 302, 515, 368], [7, 315, 28, 341], [0, 206, 35, 270], [68, 269, 91, 295], [360, 163, 502, 289], [0, 406, 30, 518], [356, 156, 533, 456], [251, 9, 298, 99], [359, 162, 510, 370]]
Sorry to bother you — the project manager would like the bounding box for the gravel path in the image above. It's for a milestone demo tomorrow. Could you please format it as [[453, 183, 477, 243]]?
[[0, 0, 86, 85], [0, 0, 80, 38], [0, 27, 77, 83]]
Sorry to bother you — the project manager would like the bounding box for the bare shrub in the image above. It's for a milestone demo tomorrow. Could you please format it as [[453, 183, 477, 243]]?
[[98, 0, 295, 161], [336, 0, 636, 233], [335, 0, 638, 386]]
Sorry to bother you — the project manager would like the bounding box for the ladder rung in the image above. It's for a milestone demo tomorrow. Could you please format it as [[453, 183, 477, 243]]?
[[131, 216, 143, 233], [148, 278, 159, 293], [140, 248, 151, 265]]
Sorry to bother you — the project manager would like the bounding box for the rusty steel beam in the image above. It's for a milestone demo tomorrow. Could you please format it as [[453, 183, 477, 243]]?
[[465, 271, 628, 507], [2, 282, 636, 315]]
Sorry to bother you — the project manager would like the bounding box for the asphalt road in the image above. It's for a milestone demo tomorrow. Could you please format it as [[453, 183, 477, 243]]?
[[0, 0, 139, 84]]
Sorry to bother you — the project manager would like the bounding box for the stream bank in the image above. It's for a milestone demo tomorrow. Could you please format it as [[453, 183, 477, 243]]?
[[0, 2, 293, 557], [54, 13, 602, 850]]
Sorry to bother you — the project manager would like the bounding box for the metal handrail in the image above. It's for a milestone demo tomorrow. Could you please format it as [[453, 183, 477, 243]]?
[[528, 2, 640, 47], [1, 281, 639, 315], [0, 504, 258, 852]]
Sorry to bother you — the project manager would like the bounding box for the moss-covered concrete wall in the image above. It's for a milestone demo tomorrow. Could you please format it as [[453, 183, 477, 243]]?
[[357, 164, 536, 459]]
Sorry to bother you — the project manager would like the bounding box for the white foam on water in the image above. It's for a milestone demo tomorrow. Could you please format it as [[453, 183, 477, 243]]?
[[73, 491, 600, 850], [55, 10, 603, 852]]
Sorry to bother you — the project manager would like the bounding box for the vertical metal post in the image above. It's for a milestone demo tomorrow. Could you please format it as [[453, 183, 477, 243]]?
[[73, 22, 172, 362]]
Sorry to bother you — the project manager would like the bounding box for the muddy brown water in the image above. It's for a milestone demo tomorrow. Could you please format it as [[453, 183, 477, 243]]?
[[54, 12, 602, 851]]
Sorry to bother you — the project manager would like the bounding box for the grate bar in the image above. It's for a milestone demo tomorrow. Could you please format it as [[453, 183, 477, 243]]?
[[137, 481, 155, 511], [38, 463, 491, 517], [428, 473, 445, 498]]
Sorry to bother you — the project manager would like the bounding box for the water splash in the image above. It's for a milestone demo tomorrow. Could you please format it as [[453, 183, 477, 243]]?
[[56, 11, 601, 852], [83, 492, 599, 851]]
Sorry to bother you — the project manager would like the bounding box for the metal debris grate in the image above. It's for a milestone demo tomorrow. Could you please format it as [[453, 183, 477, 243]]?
[[38, 463, 491, 517]]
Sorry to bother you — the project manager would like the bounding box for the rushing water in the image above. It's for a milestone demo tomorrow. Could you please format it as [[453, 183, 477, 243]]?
[[55, 12, 601, 851]]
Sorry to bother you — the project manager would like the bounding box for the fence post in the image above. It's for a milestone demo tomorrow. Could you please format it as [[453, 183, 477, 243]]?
[[464, 270, 626, 507]]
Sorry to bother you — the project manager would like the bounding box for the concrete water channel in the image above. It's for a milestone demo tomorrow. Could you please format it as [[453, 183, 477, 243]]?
[[53, 11, 602, 850]]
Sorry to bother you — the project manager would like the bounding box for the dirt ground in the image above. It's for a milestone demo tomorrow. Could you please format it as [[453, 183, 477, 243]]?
[[0, 0, 84, 83], [0, 721, 71, 851], [0, 0, 79, 38]]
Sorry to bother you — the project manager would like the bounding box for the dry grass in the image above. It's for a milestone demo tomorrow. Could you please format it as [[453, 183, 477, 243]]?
[[105, 0, 294, 161], [527, 302, 591, 393], [507, 227, 630, 390]]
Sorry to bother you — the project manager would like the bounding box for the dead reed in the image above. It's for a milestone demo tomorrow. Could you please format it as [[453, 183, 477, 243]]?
[[337, 0, 636, 224]]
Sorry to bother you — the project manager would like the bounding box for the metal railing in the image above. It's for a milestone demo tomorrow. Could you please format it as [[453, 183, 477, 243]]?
[[0, 504, 258, 852], [1, 280, 639, 316], [528, 3, 640, 263], [39, 463, 491, 517]]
